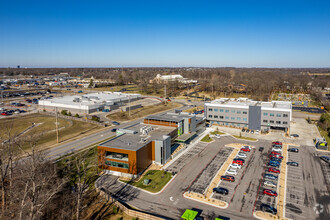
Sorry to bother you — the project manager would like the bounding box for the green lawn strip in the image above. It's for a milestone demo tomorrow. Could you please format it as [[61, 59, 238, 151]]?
[[232, 135, 257, 141], [200, 134, 213, 142], [121, 170, 172, 193], [210, 130, 225, 135]]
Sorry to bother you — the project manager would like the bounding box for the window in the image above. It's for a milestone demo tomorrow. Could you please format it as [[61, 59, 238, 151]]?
[[214, 115, 218, 118], [263, 120, 268, 123], [243, 111, 247, 114], [105, 160, 129, 169], [263, 113, 268, 116], [231, 117, 235, 120], [220, 116, 224, 119], [225, 116, 229, 119], [243, 118, 247, 121], [237, 117, 241, 121], [276, 114, 281, 117], [105, 152, 129, 161], [283, 121, 288, 124], [214, 109, 218, 112], [208, 108, 213, 111], [209, 115, 213, 118], [270, 113, 274, 117], [231, 110, 235, 113], [276, 121, 281, 124], [220, 109, 224, 112], [270, 120, 274, 123], [283, 114, 288, 117], [225, 109, 229, 113], [237, 111, 241, 114]]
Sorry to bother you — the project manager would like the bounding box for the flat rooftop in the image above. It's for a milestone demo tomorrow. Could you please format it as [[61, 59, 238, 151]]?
[[99, 123, 176, 151], [145, 111, 195, 122], [206, 98, 292, 110], [38, 92, 141, 107]]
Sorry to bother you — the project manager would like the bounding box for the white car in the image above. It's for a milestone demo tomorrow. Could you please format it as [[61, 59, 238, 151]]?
[[272, 147, 282, 152], [263, 180, 277, 188], [230, 163, 242, 169], [237, 153, 247, 158], [215, 134, 221, 139], [226, 169, 237, 175]]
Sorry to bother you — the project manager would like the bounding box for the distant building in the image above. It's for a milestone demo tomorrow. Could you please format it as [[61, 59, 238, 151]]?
[[38, 92, 141, 114], [151, 74, 198, 84], [205, 98, 292, 132]]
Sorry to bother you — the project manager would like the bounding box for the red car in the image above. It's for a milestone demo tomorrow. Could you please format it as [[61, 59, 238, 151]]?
[[272, 141, 282, 146], [221, 175, 235, 182], [240, 147, 250, 152], [1, 112, 8, 116], [271, 151, 281, 156], [232, 160, 243, 165], [268, 167, 280, 174], [269, 154, 283, 159], [263, 189, 277, 197]]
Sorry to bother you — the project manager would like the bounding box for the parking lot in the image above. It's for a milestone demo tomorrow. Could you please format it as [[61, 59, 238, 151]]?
[[188, 147, 233, 194], [211, 147, 255, 205]]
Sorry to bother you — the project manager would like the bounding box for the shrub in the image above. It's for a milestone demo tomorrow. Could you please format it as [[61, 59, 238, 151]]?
[[68, 111, 72, 116], [74, 113, 80, 118], [113, 206, 118, 214], [61, 110, 68, 115]]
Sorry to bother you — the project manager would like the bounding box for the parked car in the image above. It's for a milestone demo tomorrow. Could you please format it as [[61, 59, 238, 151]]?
[[226, 169, 237, 175], [237, 152, 247, 158], [272, 141, 282, 146], [1, 112, 9, 116], [287, 162, 299, 167], [268, 161, 280, 168], [213, 187, 229, 195], [234, 158, 245, 163], [272, 147, 282, 152], [263, 180, 277, 188], [242, 128, 246, 132], [263, 189, 278, 197], [268, 167, 280, 174], [320, 156, 330, 164], [246, 129, 250, 133], [259, 147, 264, 152], [264, 173, 278, 180], [269, 154, 283, 159], [214, 134, 221, 139], [250, 130, 254, 134], [112, 121, 120, 125], [111, 128, 117, 132], [260, 203, 277, 215], [240, 147, 250, 152], [288, 148, 299, 153], [244, 145, 252, 150], [230, 163, 242, 169], [221, 175, 235, 182], [290, 134, 299, 138], [232, 160, 243, 166], [271, 151, 281, 156], [270, 158, 282, 163]]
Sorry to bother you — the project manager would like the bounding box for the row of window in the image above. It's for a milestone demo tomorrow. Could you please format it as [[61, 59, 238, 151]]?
[[105, 160, 129, 169], [262, 119, 288, 125], [209, 115, 247, 121], [208, 108, 247, 114], [263, 113, 289, 117]]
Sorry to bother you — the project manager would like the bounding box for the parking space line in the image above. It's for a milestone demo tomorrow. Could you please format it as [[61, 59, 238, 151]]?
[[286, 202, 306, 208], [286, 211, 307, 218], [286, 189, 305, 194]]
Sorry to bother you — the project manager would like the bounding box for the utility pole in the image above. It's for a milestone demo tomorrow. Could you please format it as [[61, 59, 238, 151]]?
[[128, 94, 131, 117], [55, 107, 59, 143], [164, 84, 167, 103]]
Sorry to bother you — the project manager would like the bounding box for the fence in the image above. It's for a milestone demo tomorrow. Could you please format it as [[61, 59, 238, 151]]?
[[97, 187, 168, 220], [40, 111, 107, 127]]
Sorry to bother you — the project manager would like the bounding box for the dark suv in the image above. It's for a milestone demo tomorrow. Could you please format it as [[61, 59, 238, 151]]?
[[260, 203, 277, 215], [288, 148, 299, 153], [213, 187, 229, 195], [259, 147, 264, 152]]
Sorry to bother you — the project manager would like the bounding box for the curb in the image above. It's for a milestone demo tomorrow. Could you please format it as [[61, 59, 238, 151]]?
[[231, 135, 259, 142], [183, 192, 229, 209]]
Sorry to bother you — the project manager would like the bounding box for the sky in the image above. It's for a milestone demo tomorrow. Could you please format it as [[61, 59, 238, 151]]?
[[0, 0, 330, 68]]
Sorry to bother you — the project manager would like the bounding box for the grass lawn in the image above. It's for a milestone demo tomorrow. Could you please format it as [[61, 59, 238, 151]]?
[[210, 130, 225, 135], [200, 134, 213, 142], [107, 102, 182, 121], [232, 135, 257, 141], [121, 170, 172, 193], [183, 105, 204, 113], [0, 113, 103, 150]]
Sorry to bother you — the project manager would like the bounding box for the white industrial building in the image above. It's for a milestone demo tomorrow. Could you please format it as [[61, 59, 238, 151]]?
[[152, 74, 198, 84], [38, 92, 141, 114]]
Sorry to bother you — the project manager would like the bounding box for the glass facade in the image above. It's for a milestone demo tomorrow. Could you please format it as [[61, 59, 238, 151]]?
[[105, 152, 129, 161], [105, 160, 129, 169]]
